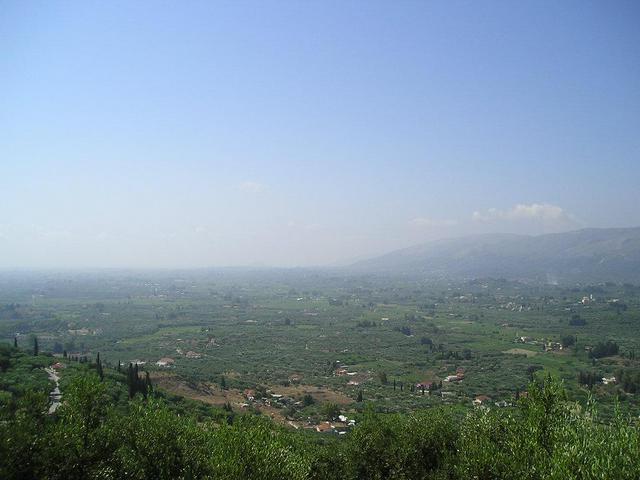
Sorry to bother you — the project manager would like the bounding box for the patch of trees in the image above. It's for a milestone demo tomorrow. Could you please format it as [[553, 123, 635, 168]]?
[[527, 365, 543, 380], [404, 312, 418, 322], [126, 363, 152, 399], [437, 349, 471, 360], [395, 326, 412, 336], [609, 301, 628, 314], [356, 320, 376, 328], [569, 314, 587, 326], [578, 370, 599, 389], [615, 368, 640, 394], [418, 303, 436, 315], [2, 375, 639, 479], [561, 335, 576, 348], [321, 402, 340, 420], [590, 341, 619, 359], [0, 303, 24, 320]]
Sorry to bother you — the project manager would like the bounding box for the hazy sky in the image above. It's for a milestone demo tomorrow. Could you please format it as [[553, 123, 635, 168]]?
[[1, 1, 639, 268]]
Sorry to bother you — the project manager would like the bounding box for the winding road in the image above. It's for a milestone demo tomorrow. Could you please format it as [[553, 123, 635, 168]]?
[[45, 366, 62, 414]]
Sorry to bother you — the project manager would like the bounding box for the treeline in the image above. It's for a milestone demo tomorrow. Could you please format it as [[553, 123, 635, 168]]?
[[1, 371, 639, 479]]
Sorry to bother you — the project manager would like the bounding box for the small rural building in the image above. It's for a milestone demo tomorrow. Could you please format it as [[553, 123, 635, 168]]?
[[156, 357, 175, 367], [473, 395, 491, 406], [316, 422, 334, 433]]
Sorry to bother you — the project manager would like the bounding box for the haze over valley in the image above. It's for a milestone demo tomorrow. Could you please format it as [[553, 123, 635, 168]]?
[[1, 2, 640, 479]]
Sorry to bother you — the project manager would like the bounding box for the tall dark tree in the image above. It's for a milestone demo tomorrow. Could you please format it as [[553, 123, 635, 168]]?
[[33, 336, 39, 356], [357, 390, 363, 402], [96, 353, 104, 381], [220, 376, 227, 390], [145, 371, 152, 395], [127, 363, 135, 399], [13, 336, 17, 348]]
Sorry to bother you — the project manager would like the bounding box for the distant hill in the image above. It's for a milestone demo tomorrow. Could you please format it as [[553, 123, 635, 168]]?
[[350, 227, 640, 283]]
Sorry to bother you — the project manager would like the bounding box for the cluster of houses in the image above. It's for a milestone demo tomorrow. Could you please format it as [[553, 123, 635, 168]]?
[[334, 363, 360, 380], [581, 294, 595, 305], [472, 395, 510, 408], [314, 415, 356, 435], [515, 336, 564, 351], [240, 388, 357, 434], [67, 327, 103, 336], [174, 347, 202, 359], [501, 302, 531, 312], [153, 349, 202, 367], [156, 357, 175, 367], [444, 367, 465, 382], [242, 388, 299, 409], [334, 362, 371, 387]]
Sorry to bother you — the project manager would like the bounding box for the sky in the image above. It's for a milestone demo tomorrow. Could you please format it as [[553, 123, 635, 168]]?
[[1, 0, 639, 268]]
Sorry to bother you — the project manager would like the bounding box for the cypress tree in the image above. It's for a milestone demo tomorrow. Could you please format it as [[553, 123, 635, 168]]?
[[96, 353, 104, 381], [145, 371, 152, 395], [127, 363, 135, 399], [63, 350, 67, 358], [33, 336, 39, 356], [221, 376, 227, 390], [357, 390, 363, 402], [13, 337, 17, 348]]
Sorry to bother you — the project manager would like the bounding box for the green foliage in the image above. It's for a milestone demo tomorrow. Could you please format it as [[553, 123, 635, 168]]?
[[590, 340, 619, 358], [456, 376, 640, 480], [341, 408, 457, 480], [321, 402, 341, 421], [1, 373, 640, 479]]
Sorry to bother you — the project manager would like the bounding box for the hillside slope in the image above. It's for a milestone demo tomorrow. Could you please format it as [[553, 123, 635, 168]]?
[[350, 227, 640, 283]]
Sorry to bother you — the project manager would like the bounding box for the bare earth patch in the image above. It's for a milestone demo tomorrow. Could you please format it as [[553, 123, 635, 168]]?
[[149, 373, 353, 428], [268, 384, 353, 405], [149, 372, 244, 406]]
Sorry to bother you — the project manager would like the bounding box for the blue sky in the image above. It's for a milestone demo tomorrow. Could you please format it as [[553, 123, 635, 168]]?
[[1, 1, 639, 267]]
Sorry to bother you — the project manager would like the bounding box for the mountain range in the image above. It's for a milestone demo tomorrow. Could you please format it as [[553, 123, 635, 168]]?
[[350, 227, 640, 284]]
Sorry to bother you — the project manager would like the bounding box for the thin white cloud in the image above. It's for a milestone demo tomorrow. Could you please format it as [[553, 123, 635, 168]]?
[[472, 203, 572, 223], [409, 217, 458, 228], [238, 180, 266, 194]]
